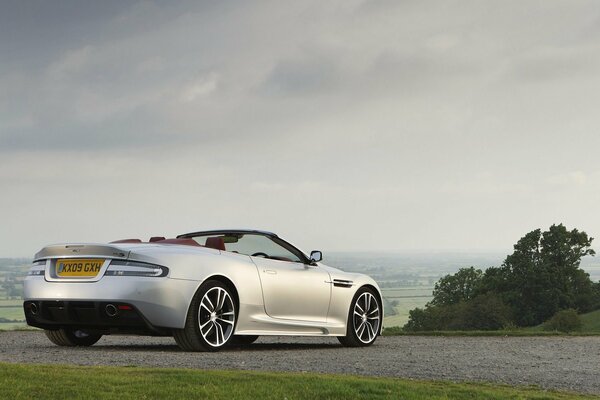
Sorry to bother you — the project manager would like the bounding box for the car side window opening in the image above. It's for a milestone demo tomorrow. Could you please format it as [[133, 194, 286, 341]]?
[[192, 234, 303, 263]]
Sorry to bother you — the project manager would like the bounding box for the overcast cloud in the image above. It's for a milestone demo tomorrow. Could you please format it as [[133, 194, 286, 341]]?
[[2, 0, 600, 257]]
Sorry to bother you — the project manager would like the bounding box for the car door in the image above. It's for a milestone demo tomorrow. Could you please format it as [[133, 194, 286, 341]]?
[[252, 256, 332, 323]]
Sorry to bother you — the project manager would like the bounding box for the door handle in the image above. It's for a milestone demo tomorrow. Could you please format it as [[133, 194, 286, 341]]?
[[264, 269, 277, 275]]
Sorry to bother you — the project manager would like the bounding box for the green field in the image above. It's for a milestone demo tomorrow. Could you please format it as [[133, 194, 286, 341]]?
[[0, 363, 596, 400], [0, 322, 27, 330], [381, 286, 433, 328], [0, 300, 25, 319], [522, 309, 600, 334], [580, 310, 600, 332], [0, 299, 23, 306], [0, 307, 25, 320], [0, 299, 26, 330]]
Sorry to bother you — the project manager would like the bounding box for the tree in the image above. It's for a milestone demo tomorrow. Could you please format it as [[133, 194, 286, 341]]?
[[485, 224, 595, 326], [404, 224, 598, 331], [448, 293, 512, 330], [404, 293, 511, 331], [544, 309, 582, 332], [404, 306, 453, 331], [593, 282, 600, 310], [430, 267, 483, 307]]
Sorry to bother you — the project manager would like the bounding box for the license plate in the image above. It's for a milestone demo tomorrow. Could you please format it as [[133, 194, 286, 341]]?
[[56, 259, 105, 277]]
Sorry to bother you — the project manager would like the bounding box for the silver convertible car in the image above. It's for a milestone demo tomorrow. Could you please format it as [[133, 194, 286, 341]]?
[[24, 229, 382, 351]]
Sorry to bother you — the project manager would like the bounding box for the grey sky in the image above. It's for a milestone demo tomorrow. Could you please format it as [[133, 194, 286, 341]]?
[[2, 1, 600, 257]]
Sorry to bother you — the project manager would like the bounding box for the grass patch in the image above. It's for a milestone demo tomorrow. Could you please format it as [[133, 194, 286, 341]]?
[[382, 286, 433, 327], [522, 309, 600, 334], [384, 308, 600, 336], [0, 322, 28, 331], [0, 362, 596, 400], [580, 309, 600, 332], [0, 306, 25, 321], [0, 299, 22, 307], [382, 328, 600, 337]]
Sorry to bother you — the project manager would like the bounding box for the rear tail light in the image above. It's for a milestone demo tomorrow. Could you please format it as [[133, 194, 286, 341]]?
[[105, 260, 168, 277], [27, 260, 47, 276]]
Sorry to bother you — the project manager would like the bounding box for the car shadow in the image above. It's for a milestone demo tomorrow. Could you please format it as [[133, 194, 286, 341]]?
[[225, 342, 341, 352], [92, 341, 342, 353]]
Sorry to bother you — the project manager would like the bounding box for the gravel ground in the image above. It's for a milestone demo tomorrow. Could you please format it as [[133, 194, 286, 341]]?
[[0, 331, 599, 394]]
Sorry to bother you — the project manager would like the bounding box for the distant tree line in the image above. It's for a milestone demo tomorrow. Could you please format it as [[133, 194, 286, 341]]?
[[405, 224, 600, 331]]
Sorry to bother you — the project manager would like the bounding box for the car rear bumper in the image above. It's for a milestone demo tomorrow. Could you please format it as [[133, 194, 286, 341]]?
[[23, 300, 162, 334], [23, 276, 200, 330]]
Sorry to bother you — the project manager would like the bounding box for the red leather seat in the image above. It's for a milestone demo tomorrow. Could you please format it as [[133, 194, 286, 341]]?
[[156, 238, 202, 247], [149, 236, 166, 242], [205, 237, 226, 251], [110, 239, 142, 244]]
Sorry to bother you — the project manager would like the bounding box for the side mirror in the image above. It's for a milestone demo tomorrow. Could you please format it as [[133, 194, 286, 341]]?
[[310, 250, 322, 263]]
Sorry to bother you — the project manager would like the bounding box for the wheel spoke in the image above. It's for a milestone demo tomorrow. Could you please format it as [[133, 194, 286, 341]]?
[[200, 302, 212, 313], [356, 321, 366, 338], [220, 290, 229, 311], [215, 289, 221, 312], [204, 294, 215, 310], [215, 321, 225, 345], [355, 302, 364, 313], [202, 321, 215, 337], [366, 321, 374, 341], [217, 317, 234, 325], [212, 322, 220, 345], [199, 319, 212, 330]]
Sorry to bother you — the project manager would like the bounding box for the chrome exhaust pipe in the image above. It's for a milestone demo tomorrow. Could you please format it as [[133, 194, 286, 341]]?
[[29, 302, 38, 315], [105, 304, 118, 317]]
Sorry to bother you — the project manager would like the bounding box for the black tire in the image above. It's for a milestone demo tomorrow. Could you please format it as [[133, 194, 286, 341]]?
[[338, 287, 381, 347], [174, 280, 237, 352], [230, 335, 259, 346], [44, 329, 102, 347]]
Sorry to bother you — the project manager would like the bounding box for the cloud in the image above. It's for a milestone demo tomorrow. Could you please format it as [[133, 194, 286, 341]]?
[[180, 73, 219, 102], [261, 53, 342, 96], [2, 0, 600, 255], [546, 171, 588, 186]]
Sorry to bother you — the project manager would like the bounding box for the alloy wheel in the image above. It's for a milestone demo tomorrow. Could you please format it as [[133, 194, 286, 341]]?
[[352, 292, 380, 344], [197, 286, 235, 347]]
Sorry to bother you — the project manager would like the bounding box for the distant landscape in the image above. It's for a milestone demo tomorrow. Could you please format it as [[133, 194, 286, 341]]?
[[3, 251, 599, 330]]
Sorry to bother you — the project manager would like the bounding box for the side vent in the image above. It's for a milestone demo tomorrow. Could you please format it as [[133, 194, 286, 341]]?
[[333, 279, 353, 288]]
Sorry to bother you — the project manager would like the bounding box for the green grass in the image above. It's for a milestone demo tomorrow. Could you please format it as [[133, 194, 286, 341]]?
[[381, 287, 434, 297], [0, 300, 26, 330], [0, 299, 23, 307], [0, 306, 25, 321], [0, 322, 27, 331], [0, 363, 596, 400], [522, 309, 600, 334], [580, 309, 600, 332], [381, 286, 433, 328], [382, 328, 600, 337], [383, 298, 431, 327], [383, 308, 600, 336]]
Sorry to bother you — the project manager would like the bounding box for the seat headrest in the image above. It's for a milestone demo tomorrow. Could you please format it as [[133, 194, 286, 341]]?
[[110, 239, 142, 244], [205, 237, 226, 251]]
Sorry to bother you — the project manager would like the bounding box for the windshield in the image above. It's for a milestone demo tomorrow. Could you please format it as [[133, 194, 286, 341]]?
[[191, 233, 304, 263]]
